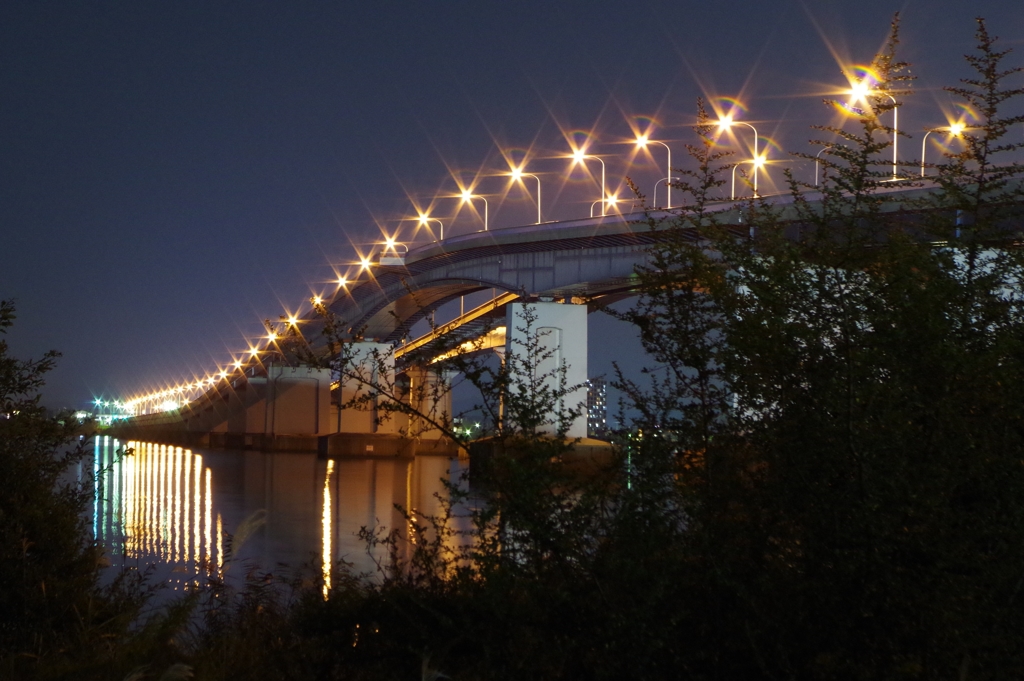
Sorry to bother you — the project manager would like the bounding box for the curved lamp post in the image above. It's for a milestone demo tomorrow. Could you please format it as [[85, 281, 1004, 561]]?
[[814, 145, 834, 187], [459, 189, 488, 231], [731, 157, 766, 200], [590, 194, 620, 217], [920, 123, 965, 177], [636, 135, 673, 208], [508, 168, 542, 223], [847, 80, 899, 180], [571, 149, 607, 215], [652, 176, 680, 209], [417, 213, 445, 241], [718, 117, 761, 195]]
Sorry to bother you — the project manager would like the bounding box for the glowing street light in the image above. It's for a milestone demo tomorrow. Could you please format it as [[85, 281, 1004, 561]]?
[[591, 194, 620, 217], [417, 213, 445, 241], [846, 78, 900, 180], [605, 193, 620, 213], [459, 189, 489, 231], [920, 123, 966, 177], [379, 236, 408, 265], [731, 156, 766, 201], [571, 149, 607, 215], [718, 116, 761, 196], [508, 167, 542, 223], [636, 135, 673, 208]]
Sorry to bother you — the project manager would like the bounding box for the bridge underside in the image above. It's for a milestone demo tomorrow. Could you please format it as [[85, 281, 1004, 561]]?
[[310, 220, 667, 348]]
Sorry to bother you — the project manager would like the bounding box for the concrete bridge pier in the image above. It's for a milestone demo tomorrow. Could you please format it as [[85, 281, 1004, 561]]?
[[404, 365, 452, 440], [336, 342, 396, 434], [505, 301, 588, 439], [323, 343, 460, 457], [261, 364, 333, 436]]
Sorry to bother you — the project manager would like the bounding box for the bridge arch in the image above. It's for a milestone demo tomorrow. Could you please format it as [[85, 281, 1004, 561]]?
[[316, 210, 676, 346]]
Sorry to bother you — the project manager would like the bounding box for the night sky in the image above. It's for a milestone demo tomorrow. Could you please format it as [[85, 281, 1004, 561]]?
[[1, 0, 1021, 410]]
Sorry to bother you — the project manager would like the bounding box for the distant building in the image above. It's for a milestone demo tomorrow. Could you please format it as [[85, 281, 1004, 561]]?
[[586, 377, 608, 438]]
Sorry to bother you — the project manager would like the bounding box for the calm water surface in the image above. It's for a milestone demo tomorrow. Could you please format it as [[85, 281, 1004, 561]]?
[[88, 436, 465, 593]]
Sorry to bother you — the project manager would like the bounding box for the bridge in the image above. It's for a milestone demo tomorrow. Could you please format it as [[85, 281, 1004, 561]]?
[[113, 203, 690, 452], [113, 183, 1012, 454]]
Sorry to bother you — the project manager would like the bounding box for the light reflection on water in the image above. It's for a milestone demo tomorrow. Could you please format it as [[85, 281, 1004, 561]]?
[[89, 437, 465, 590]]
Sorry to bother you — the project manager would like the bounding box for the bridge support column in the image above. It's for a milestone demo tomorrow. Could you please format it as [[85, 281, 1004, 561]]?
[[405, 366, 451, 440], [505, 301, 588, 439], [263, 364, 332, 435], [337, 342, 397, 434]]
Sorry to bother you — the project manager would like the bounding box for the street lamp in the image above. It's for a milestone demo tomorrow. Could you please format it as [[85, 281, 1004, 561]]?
[[731, 156, 766, 200], [652, 177, 680, 210], [590, 194, 620, 217], [920, 123, 966, 177], [571, 149, 607, 215], [508, 167, 542, 223], [814, 146, 833, 187], [379, 236, 408, 265], [636, 135, 673, 208], [417, 213, 445, 241], [459, 188, 488, 231], [847, 79, 900, 180], [718, 116, 761, 195], [605, 194, 620, 214]]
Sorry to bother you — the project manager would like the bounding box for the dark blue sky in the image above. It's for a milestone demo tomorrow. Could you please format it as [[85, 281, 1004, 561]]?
[[1, 0, 1021, 408]]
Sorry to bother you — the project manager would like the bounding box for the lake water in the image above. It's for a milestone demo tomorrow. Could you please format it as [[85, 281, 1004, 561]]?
[[87, 436, 466, 595]]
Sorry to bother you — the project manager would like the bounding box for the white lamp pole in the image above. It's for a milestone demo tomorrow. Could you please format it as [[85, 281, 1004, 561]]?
[[509, 169, 542, 223], [572, 150, 607, 215], [814, 146, 833, 187], [636, 136, 673, 208], [731, 158, 766, 200], [920, 124, 965, 177], [848, 81, 899, 179], [718, 118, 761, 195], [417, 214, 445, 241], [460, 190, 488, 231], [652, 176, 679, 209]]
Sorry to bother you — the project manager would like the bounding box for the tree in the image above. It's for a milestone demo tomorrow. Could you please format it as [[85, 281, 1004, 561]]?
[[621, 17, 1024, 680], [0, 301, 163, 679], [0, 299, 101, 667]]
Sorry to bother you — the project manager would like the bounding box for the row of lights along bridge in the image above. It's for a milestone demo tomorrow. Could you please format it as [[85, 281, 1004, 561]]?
[[409, 86, 964, 246], [117, 77, 970, 416]]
